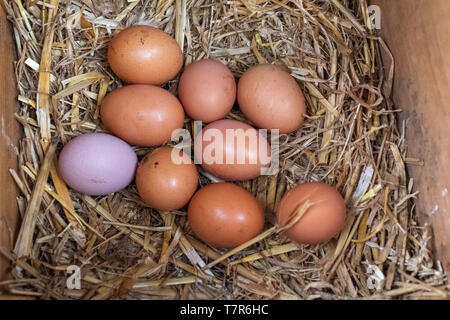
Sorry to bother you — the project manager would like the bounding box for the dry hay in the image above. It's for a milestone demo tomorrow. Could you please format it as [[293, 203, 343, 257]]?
[[0, 0, 449, 300]]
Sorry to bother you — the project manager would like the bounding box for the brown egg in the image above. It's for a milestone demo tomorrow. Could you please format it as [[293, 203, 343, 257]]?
[[100, 84, 185, 146], [276, 182, 347, 244], [188, 182, 265, 248], [194, 119, 271, 181], [237, 64, 306, 134], [136, 147, 198, 210], [107, 25, 183, 84], [178, 59, 236, 123]]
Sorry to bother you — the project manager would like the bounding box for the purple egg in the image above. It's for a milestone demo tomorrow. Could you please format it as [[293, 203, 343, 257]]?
[[58, 133, 138, 196]]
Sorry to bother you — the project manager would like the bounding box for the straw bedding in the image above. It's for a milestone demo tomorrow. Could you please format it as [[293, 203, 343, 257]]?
[[1, 0, 449, 300]]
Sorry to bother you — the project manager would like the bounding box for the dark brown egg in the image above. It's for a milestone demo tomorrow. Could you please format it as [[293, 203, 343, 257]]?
[[276, 182, 347, 244], [188, 182, 265, 248]]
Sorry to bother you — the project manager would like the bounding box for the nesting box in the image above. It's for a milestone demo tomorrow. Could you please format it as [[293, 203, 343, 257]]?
[[0, 0, 449, 299]]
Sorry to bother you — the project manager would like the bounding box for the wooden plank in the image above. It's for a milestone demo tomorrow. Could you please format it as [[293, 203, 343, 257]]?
[[0, 4, 20, 281], [372, 0, 450, 273]]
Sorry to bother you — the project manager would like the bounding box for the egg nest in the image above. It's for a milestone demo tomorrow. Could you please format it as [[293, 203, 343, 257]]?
[[2, 0, 448, 300]]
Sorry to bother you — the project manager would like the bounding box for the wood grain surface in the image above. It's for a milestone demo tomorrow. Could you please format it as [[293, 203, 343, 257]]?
[[0, 5, 20, 281], [372, 0, 450, 273]]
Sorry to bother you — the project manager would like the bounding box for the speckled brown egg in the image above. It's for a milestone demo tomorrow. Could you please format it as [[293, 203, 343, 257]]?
[[107, 25, 183, 84], [237, 64, 306, 134], [100, 84, 185, 147], [136, 147, 198, 210]]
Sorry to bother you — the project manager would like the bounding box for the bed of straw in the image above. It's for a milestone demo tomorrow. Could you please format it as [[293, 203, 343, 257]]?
[[1, 0, 449, 300]]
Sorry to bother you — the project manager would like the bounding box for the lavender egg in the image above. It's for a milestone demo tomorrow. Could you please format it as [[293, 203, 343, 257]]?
[[58, 133, 137, 196]]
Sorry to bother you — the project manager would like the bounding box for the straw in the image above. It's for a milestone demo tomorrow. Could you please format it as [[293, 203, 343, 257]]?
[[1, 0, 448, 300]]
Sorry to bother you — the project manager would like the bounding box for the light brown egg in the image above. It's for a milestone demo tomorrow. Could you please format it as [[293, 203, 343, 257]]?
[[178, 59, 236, 123], [188, 182, 265, 248], [107, 25, 183, 85], [100, 84, 185, 147], [237, 64, 306, 134], [136, 147, 198, 211], [193, 119, 271, 181], [276, 182, 347, 244]]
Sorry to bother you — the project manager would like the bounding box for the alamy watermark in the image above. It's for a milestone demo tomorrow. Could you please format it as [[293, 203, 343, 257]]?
[[368, 5, 381, 30], [66, 265, 81, 290], [171, 121, 280, 176]]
